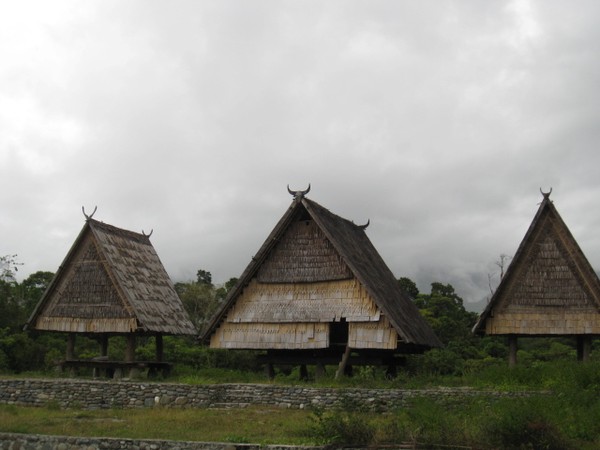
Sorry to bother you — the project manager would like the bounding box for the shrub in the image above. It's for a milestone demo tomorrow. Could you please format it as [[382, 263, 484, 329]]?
[[480, 397, 573, 450], [307, 407, 376, 446]]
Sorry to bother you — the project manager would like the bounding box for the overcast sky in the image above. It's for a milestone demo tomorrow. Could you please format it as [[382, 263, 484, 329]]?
[[2, 1, 600, 308]]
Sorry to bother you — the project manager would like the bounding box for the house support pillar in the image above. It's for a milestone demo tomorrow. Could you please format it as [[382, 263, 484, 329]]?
[[335, 345, 352, 379], [508, 335, 518, 368], [100, 336, 109, 358], [66, 334, 76, 360], [94, 335, 109, 378], [265, 363, 275, 380], [577, 336, 592, 362], [126, 335, 139, 378], [299, 364, 308, 381], [315, 362, 326, 380], [155, 334, 164, 362]]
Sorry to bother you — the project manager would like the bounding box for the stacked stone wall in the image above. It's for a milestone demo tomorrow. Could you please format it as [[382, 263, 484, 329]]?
[[0, 378, 535, 412]]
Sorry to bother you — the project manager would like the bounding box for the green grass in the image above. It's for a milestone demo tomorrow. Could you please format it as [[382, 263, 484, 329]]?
[[0, 404, 314, 445]]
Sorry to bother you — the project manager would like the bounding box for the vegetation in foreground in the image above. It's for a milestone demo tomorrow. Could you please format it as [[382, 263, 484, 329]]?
[[2, 367, 600, 450]]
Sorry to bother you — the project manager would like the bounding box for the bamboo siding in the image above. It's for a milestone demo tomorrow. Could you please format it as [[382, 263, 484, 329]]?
[[210, 322, 328, 349], [349, 317, 397, 349], [203, 194, 442, 349], [225, 278, 380, 323], [474, 192, 600, 337], [258, 220, 352, 283], [485, 311, 600, 335], [27, 218, 196, 336], [35, 317, 138, 333], [505, 234, 593, 309]]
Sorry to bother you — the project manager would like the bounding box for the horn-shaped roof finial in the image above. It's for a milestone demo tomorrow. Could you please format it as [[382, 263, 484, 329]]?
[[287, 183, 311, 199], [82, 206, 97, 221], [540, 187, 553, 199]]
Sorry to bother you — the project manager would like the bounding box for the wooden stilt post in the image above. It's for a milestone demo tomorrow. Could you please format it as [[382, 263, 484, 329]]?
[[335, 345, 351, 379], [95, 335, 109, 378], [155, 334, 164, 362], [265, 363, 275, 380], [577, 336, 592, 362], [315, 362, 326, 380], [126, 335, 136, 362], [100, 336, 109, 358], [508, 335, 518, 368], [126, 335, 139, 378], [299, 364, 308, 381], [65, 334, 76, 376], [66, 334, 76, 360]]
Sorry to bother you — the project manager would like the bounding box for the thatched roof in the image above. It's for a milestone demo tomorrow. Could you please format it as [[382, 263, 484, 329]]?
[[26, 218, 196, 335], [202, 193, 441, 349], [473, 191, 600, 336]]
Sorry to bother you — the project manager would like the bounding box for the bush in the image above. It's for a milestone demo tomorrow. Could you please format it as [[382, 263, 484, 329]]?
[[481, 397, 573, 450], [307, 407, 376, 446]]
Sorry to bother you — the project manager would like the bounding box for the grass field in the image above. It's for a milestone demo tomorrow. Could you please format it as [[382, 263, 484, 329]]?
[[0, 404, 315, 445]]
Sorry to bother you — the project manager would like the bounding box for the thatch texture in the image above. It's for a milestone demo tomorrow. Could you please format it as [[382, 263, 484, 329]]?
[[203, 194, 441, 351], [473, 193, 600, 336], [27, 219, 196, 335]]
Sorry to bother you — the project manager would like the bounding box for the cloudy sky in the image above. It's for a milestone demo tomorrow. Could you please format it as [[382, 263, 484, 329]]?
[[2, 1, 600, 308]]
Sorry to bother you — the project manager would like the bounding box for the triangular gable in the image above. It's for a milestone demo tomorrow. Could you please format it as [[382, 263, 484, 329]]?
[[257, 218, 353, 283], [202, 194, 441, 349], [303, 198, 441, 346], [474, 192, 600, 335], [27, 218, 196, 335]]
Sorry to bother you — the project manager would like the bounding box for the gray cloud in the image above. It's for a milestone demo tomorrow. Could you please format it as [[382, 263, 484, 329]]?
[[2, 1, 600, 308]]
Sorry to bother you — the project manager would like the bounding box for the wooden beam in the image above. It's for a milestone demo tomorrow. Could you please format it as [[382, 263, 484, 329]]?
[[335, 345, 351, 379]]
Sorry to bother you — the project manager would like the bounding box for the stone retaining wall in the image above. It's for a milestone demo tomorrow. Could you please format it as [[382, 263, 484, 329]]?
[[0, 378, 536, 412], [0, 433, 322, 450]]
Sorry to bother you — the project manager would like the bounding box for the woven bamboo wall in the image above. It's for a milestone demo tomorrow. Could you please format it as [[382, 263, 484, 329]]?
[[505, 234, 593, 308], [35, 317, 138, 333], [485, 311, 600, 334], [210, 322, 328, 349], [488, 222, 600, 335], [257, 220, 352, 283], [225, 278, 380, 323], [211, 277, 399, 349], [349, 317, 397, 349], [36, 234, 133, 331]]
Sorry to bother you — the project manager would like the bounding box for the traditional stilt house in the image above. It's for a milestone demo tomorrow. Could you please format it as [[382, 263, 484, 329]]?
[[201, 187, 441, 378], [25, 208, 196, 377], [473, 190, 600, 365]]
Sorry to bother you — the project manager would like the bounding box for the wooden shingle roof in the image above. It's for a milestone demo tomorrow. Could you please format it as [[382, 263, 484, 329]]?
[[473, 191, 600, 336], [26, 218, 196, 335], [202, 194, 441, 348]]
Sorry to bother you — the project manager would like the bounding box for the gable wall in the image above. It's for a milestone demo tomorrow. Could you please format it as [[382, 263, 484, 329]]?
[[34, 232, 136, 332], [482, 202, 600, 335]]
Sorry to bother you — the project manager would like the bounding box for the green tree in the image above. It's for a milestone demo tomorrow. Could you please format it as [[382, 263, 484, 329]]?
[[414, 282, 478, 345], [398, 277, 419, 299], [0, 255, 23, 331], [215, 277, 238, 302], [20, 271, 54, 317], [176, 269, 224, 332], [196, 269, 213, 287]]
